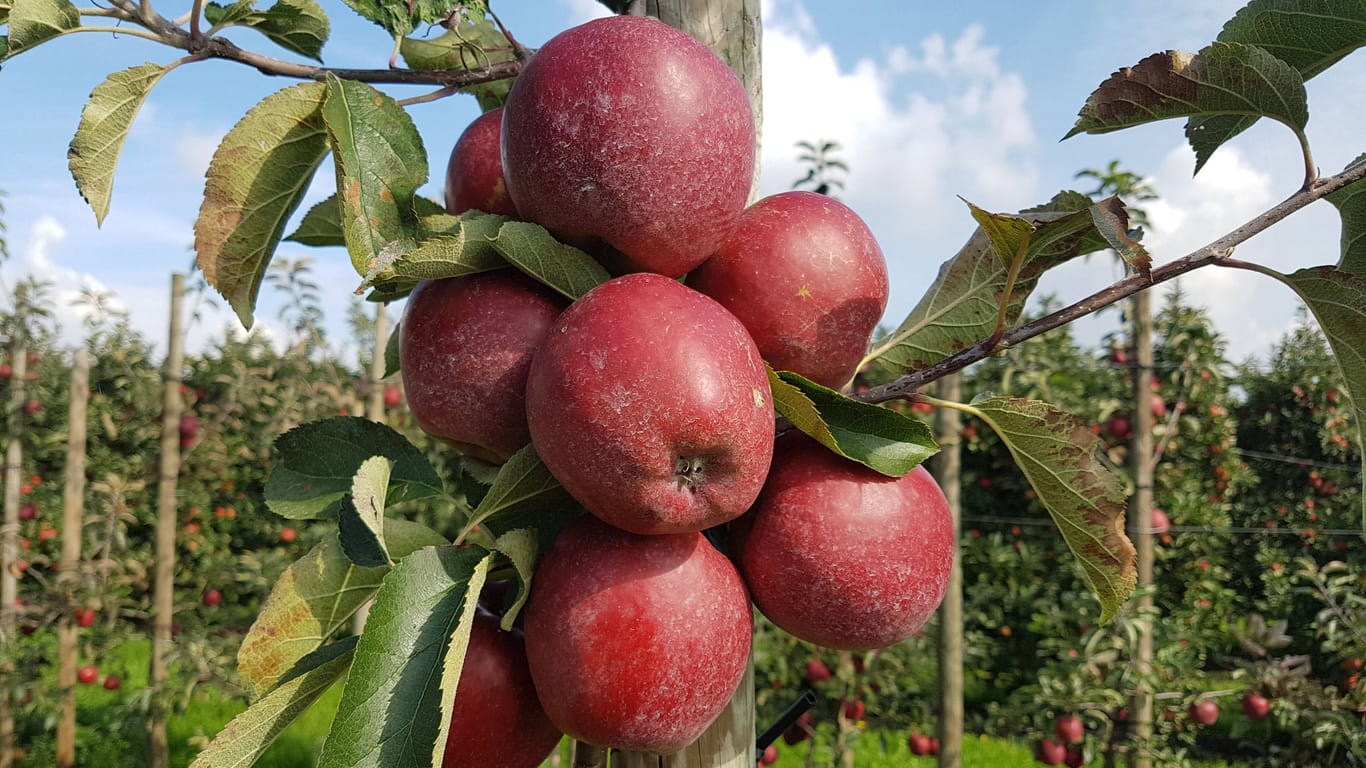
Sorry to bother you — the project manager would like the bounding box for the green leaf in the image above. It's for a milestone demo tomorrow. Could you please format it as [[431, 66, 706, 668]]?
[[195, 82, 330, 329], [383, 321, 402, 378], [1188, 0, 1366, 172], [264, 416, 443, 520], [5, 0, 80, 57], [464, 444, 574, 536], [337, 0, 463, 38], [970, 396, 1137, 623], [0, 0, 12, 24], [965, 199, 1035, 270], [867, 192, 1109, 374], [318, 545, 492, 768], [359, 211, 509, 292], [1273, 266, 1366, 532], [285, 194, 344, 246], [766, 364, 838, 447], [204, 0, 257, 27], [1327, 154, 1366, 276], [400, 15, 516, 110], [337, 456, 393, 567], [490, 528, 536, 631], [489, 221, 611, 301], [772, 371, 938, 477], [190, 640, 353, 768], [236, 519, 448, 697], [0, 35, 8, 59], [67, 64, 171, 227], [321, 74, 427, 279], [1065, 43, 1308, 142], [241, 0, 330, 61]]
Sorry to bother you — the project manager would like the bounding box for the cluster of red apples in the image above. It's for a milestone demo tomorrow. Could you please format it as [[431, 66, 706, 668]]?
[[403, 16, 954, 766]]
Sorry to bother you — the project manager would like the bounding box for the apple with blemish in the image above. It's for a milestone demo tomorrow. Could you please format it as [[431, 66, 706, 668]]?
[[689, 191, 888, 390], [525, 273, 774, 535]]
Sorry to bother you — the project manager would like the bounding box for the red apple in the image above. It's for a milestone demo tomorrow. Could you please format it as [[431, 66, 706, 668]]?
[[1037, 739, 1067, 765], [1240, 691, 1269, 720], [502, 16, 755, 277], [179, 414, 199, 442], [1150, 393, 1167, 420], [1064, 747, 1085, 767], [759, 744, 779, 766], [444, 107, 517, 217], [0, 363, 10, 378], [523, 516, 751, 753], [103, 675, 121, 691], [75, 608, 95, 628], [202, 588, 222, 607], [908, 733, 932, 756], [18, 504, 36, 521], [23, 400, 41, 415], [688, 191, 888, 390], [805, 659, 831, 684], [280, 527, 296, 543], [1188, 700, 1219, 726], [1150, 508, 1170, 535], [842, 699, 865, 721], [929, 738, 941, 756], [525, 274, 774, 535], [401, 271, 566, 464], [442, 611, 561, 768], [731, 436, 954, 650], [77, 666, 98, 685], [1054, 714, 1083, 744], [782, 712, 813, 745], [1105, 415, 1131, 441], [383, 385, 402, 408]]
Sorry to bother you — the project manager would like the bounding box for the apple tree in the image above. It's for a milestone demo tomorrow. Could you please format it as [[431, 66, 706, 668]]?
[[3, 1, 1366, 767]]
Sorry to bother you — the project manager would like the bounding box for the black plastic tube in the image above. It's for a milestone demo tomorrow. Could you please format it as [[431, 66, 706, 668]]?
[[755, 689, 818, 753]]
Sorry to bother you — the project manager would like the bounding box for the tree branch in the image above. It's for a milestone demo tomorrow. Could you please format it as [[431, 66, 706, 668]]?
[[857, 159, 1366, 404]]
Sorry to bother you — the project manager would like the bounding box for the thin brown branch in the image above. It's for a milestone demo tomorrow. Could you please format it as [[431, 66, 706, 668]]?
[[189, 0, 204, 43], [857, 159, 1366, 404]]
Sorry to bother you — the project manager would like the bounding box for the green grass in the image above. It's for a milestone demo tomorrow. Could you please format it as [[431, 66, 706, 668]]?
[[768, 731, 1035, 767]]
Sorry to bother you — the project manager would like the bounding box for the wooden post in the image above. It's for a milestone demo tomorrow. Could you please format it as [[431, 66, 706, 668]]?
[[1126, 290, 1155, 768], [56, 349, 91, 768], [934, 373, 964, 768], [609, 3, 762, 766], [0, 335, 28, 768], [149, 274, 186, 768]]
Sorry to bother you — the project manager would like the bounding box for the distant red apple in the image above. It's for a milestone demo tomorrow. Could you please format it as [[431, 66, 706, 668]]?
[[908, 733, 932, 756], [103, 675, 121, 691], [441, 611, 561, 768], [0, 363, 10, 378], [842, 699, 865, 720], [805, 659, 831, 684], [1150, 508, 1170, 535], [526, 274, 774, 535], [18, 504, 36, 521], [502, 16, 754, 277], [179, 414, 199, 443], [732, 435, 953, 650], [782, 712, 813, 745], [1151, 393, 1167, 420], [1054, 714, 1084, 745], [383, 385, 402, 408], [929, 738, 941, 756], [1064, 747, 1085, 767], [759, 744, 778, 766], [1241, 692, 1269, 720], [23, 400, 41, 415], [444, 107, 518, 217], [1037, 739, 1067, 765], [77, 666, 98, 685], [202, 588, 222, 607], [75, 608, 96, 628], [280, 527, 296, 543], [1105, 415, 1131, 441], [688, 191, 889, 390], [402, 272, 566, 464], [523, 516, 752, 753], [1188, 700, 1219, 726]]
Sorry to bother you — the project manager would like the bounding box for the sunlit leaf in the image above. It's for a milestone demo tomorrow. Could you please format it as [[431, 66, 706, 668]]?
[[464, 444, 574, 534], [206, 0, 329, 61], [336, 456, 392, 567], [970, 396, 1137, 623], [236, 519, 448, 698], [489, 220, 610, 301], [67, 63, 171, 226], [317, 545, 491, 768], [5, 0, 79, 57], [195, 83, 330, 328], [771, 370, 937, 477], [400, 15, 516, 110], [359, 211, 509, 292], [338, 0, 469, 37], [490, 528, 536, 631]]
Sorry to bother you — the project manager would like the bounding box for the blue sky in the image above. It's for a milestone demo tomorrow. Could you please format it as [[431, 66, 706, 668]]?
[[2, 0, 1363, 364]]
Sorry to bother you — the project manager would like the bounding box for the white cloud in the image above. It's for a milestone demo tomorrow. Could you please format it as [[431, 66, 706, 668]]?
[[10, 216, 128, 338], [176, 129, 224, 180]]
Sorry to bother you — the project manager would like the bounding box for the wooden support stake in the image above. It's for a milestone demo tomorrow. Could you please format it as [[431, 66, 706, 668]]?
[[934, 373, 964, 767], [56, 349, 90, 768], [0, 336, 28, 768]]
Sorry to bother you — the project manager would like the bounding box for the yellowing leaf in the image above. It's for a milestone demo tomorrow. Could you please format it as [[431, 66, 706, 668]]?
[[195, 83, 330, 329], [68, 63, 170, 226]]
